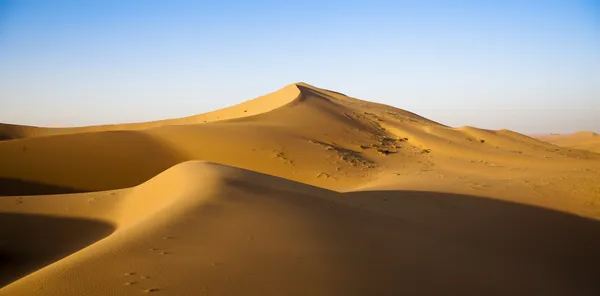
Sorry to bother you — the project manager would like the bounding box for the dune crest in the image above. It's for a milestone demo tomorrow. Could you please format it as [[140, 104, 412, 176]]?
[[2, 84, 600, 295], [0, 83, 303, 140], [2, 161, 600, 295]]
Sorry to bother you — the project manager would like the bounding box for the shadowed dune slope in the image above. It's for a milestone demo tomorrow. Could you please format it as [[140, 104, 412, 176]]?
[[0, 213, 115, 288], [0, 131, 185, 192], [1, 162, 599, 295], [0, 124, 45, 141], [0, 178, 86, 196], [2, 84, 600, 295]]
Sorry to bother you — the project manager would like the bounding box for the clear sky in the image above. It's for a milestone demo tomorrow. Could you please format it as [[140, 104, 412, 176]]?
[[1, 0, 598, 134]]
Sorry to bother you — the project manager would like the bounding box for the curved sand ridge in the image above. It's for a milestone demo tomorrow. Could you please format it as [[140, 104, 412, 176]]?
[[2, 83, 600, 295], [2, 161, 600, 295], [0, 83, 303, 140], [0, 82, 445, 192], [1, 83, 597, 195]]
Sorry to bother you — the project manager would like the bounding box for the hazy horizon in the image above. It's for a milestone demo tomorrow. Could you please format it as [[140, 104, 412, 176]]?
[[1, 0, 598, 134]]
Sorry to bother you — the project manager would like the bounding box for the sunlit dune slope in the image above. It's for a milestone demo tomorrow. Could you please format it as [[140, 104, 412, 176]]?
[[1, 161, 599, 296], [2, 83, 600, 295], [1, 83, 599, 218], [0, 84, 302, 140], [535, 131, 600, 153]]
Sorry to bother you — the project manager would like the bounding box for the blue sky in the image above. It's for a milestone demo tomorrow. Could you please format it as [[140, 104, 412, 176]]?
[[1, 0, 598, 134]]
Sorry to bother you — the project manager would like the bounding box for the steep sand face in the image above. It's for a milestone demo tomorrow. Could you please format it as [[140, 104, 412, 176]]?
[[535, 132, 600, 153], [1, 83, 600, 295]]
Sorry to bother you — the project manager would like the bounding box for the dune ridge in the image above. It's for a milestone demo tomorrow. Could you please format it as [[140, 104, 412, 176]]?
[[2, 83, 597, 192], [2, 83, 600, 295], [0, 83, 303, 140], [2, 161, 600, 295], [535, 131, 600, 153]]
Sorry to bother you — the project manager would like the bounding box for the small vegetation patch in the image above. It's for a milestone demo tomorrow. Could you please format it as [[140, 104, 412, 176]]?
[[309, 140, 377, 168], [421, 149, 431, 154], [369, 135, 405, 156], [274, 151, 294, 165], [377, 147, 397, 155]]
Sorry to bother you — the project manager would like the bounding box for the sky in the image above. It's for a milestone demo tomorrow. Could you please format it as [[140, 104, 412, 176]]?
[[0, 0, 598, 134]]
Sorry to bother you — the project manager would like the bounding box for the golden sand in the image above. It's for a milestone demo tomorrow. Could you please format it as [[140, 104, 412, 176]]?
[[1, 83, 599, 295]]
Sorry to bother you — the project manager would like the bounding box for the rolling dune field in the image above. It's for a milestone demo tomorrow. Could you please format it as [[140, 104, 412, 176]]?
[[1, 83, 599, 295]]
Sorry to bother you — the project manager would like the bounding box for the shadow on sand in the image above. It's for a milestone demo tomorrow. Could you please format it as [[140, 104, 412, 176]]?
[[0, 182, 599, 295], [0, 130, 187, 195], [233, 177, 600, 295], [0, 178, 88, 196], [0, 213, 114, 288], [310, 189, 600, 295]]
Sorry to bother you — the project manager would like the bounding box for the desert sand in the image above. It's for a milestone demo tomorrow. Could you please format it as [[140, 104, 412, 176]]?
[[1, 83, 599, 295], [534, 132, 600, 154]]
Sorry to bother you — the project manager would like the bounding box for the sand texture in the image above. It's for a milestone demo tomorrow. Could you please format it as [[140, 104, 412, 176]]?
[[1, 83, 600, 295]]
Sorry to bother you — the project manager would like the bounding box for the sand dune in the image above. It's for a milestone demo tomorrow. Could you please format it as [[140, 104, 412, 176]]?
[[0, 84, 301, 140], [1, 83, 600, 295], [2, 162, 600, 295], [535, 131, 600, 153]]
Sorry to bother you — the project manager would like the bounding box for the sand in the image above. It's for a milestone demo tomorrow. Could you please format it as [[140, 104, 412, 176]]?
[[1, 83, 599, 295], [535, 132, 600, 154]]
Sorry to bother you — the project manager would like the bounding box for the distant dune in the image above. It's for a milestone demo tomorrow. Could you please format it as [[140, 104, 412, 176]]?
[[1, 83, 600, 295], [535, 131, 600, 153]]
